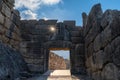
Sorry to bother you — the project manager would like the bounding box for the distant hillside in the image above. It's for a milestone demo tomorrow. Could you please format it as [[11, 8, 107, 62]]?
[[49, 52, 67, 70]]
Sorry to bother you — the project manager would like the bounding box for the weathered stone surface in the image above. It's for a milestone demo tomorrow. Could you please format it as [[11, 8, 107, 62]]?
[[101, 10, 120, 39], [85, 20, 102, 47], [71, 37, 83, 44], [0, 42, 28, 80], [27, 64, 44, 72], [94, 50, 105, 70], [1, 3, 11, 18], [84, 3, 103, 36], [87, 42, 94, 58], [75, 44, 84, 55], [70, 31, 81, 37], [63, 20, 75, 27], [92, 71, 102, 80], [3, 0, 14, 8], [111, 36, 120, 53], [82, 12, 87, 27], [93, 34, 102, 52], [49, 52, 67, 70], [101, 25, 111, 48], [101, 10, 113, 29], [11, 11, 20, 26], [112, 46, 120, 67], [104, 44, 112, 62], [5, 17, 12, 29], [24, 58, 44, 65], [101, 63, 119, 80], [0, 24, 6, 35], [0, 12, 4, 24]]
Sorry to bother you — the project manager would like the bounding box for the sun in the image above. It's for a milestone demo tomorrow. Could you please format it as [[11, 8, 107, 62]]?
[[50, 27, 56, 32]]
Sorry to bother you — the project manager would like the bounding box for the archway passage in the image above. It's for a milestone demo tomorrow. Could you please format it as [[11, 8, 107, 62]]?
[[45, 48, 71, 77]]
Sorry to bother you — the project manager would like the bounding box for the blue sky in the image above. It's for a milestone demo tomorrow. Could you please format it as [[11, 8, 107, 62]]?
[[15, 0, 120, 26], [50, 50, 70, 59]]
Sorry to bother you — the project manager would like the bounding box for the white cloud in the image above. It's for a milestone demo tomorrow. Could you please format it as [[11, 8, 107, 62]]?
[[41, 0, 62, 5], [15, 0, 42, 11], [20, 10, 37, 20], [43, 17, 49, 21], [15, 0, 62, 11], [15, 0, 62, 20]]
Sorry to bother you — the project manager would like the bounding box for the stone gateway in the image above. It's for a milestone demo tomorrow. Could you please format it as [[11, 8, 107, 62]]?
[[0, 0, 120, 80]]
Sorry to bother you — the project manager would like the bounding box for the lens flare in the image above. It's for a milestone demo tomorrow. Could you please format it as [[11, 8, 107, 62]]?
[[50, 27, 55, 32]]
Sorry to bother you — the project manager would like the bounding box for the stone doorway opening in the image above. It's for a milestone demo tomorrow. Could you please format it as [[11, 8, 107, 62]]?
[[48, 48, 71, 70]]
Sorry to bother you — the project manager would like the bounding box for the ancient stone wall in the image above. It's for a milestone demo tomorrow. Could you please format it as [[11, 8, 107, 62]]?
[[70, 27, 86, 74], [83, 4, 120, 80], [20, 19, 86, 74], [20, 20, 57, 73], [1, 0, 120, 79], [0, 0, 28, 80], [49, 52, 67, 70], [0, 0, 21, 51], [0, 42, 28, 80]]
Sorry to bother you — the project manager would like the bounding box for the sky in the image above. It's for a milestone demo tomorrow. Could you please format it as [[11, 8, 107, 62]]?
[[15, 0, 120, 26], [50, 50, 70, 59]]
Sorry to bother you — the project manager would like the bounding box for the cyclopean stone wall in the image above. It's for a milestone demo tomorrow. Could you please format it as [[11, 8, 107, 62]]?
[[0, 0, 120, 80], [20, 19, 85, 74], [0, 0, 28, 80], [83, 4, 120, 80], [0, 0, 21, 51]]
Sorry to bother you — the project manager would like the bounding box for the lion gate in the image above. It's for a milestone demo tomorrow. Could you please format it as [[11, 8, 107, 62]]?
[[20, 19, 86, 74]]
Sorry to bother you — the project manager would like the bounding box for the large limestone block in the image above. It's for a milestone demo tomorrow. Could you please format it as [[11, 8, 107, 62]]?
[[4, 18, 12, 29], [94, 34, 102, 52], [75, 44, 84, 55], [101, 10, 120, 39], [87, 42, 94, 58], [0, 42, 28, 80], [71, 37, 83, 44], [82, 12, 88, 28], [1, 3, 11, 18], [84, 3, 103, 36], [111, 36, 120, 53], [94, 25, 111, 52], [0, 12, 4, 24], [4, 0, 14, 8], [70, 31, 81, 37], [24, 58, 44, 65], [93, 50, 105, 70], [0, 24, 6, 35], [38, 19, 57, 25], [112, 46, 120, 67], [27, 64, 44, 72], [101, 25, 111, 48], [101, 63, 119, 80], [85, 19, 102, 48], [63, 20, 75, 27], [92, 71, 102, 80], [85, 56, 92, 68], [86, 51, 106, 72], [104, 44, 112, 62], [11, 13, 20, 26], [21, 50, 44, 59]]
